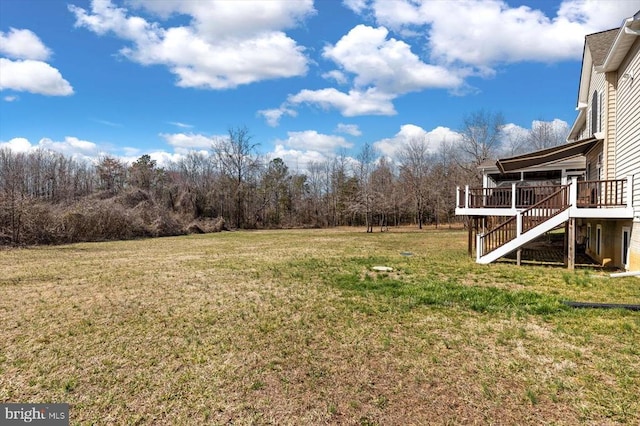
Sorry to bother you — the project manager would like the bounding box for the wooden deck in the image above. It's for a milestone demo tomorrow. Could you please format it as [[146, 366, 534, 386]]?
[[457, 179, 629, 210]]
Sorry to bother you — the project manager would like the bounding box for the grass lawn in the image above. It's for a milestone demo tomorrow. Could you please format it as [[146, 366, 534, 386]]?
[[1, 227, 639, 425]]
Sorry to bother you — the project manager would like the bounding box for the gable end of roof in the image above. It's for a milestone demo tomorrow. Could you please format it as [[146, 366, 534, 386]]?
[[585, 29, 619, 66]]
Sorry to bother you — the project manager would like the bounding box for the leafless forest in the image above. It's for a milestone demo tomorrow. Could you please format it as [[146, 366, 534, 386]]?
[[0, 113, 566, 245]]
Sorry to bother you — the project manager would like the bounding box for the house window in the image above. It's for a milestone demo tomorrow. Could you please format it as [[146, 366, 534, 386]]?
[[596, 225, 602, 256], [597, 153, 602, 180], [591, 90, 602, 135], [599, 91, 603, 132], [622, 227, 630, 269]]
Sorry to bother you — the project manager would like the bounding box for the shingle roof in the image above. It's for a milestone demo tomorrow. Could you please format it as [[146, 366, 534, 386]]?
[[585, 29, 618, 66]]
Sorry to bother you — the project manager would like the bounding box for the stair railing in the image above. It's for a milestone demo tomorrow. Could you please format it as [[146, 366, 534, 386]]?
[[477, 184, 570, 259], [521, 185, 570, 233], [477, 216, 517, 259]]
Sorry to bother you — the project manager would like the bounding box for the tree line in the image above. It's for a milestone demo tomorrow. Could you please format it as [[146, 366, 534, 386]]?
[[0, 113, 567, 245]]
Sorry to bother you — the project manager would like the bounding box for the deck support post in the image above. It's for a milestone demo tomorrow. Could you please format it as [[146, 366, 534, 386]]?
[[567, 217, 576, 270], [516, 248, 522, 266], [468, 217, 473, 256]]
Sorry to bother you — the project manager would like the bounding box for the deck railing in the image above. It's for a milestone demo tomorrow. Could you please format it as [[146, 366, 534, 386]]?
[[457, 187, 466, 208], [462, 185, 560, 209], [577, 179, 626, 207], [477, 185, 569, 258], [459, 178, 630, 210], [467, 187, 512, 208]]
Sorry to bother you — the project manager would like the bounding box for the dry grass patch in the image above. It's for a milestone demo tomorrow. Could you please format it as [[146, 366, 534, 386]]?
[[1, 228, 638, 424]]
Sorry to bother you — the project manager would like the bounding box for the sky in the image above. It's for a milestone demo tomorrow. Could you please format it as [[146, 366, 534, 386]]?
[[1, 0, 639, 170]]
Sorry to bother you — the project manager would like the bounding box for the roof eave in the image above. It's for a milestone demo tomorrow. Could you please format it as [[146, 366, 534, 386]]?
[[576, 47, 593, 106], [598, 16, 640, 72], [568, 105, 587, 142]]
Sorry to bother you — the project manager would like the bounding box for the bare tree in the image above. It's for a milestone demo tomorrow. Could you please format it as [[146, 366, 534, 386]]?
[[370, 156, 396, 231], [260, 158, 290, 226], [502, 125, 530, 157], [527, 119, 569, 151], [352, 142, 376, 232], [328, 154, 355, 227], [287, 173, 309, 226], [170, 151, 219, 217], [212, 126, 261, 228], [432, 139, 460, 227], [398, 137, 432, 229], [456, 110, 505, 183], [0, 148, 27, 244], [307, 161, 329, 227]]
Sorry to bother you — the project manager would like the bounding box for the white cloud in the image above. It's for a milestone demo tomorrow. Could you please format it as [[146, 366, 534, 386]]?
[[130, 0, 315, 37], [275, 130, 353, 153], [0, 58, 74, 96], [147, 150, 191, 166], [0, 28, 51, 60], [288, 87, 396, 116], [0, 28, 73, 97], [269, 144, 330, 172], [356, 0, 639, 67], [532, 118, 570, 132], [0, 135, 207, 168], [92, 118, 122, 127], [267, 130, 355, 171], [373, 124, 461, 159], [262, 20, 467, 121], [70, 0, 312, 90], [336, 123, 362, 136], [0, 137, 32, 153], [0, 136, 99, 160], [322, 70, 348, 85], [122, 146, 142, 157], [159, 132, 218, 154], [323, 25, 462, 92], [501, 118, 570, 154], [3, 95, 18, 102], [502, 123, 530, 140], [500, 122, 530, 154], [556, 1, 639, 35], [169, 121, 193, 129], [342, 0, 369, 15], [40, 136, 99, 157], [264, 0, 635, 122], [258, 107, 297, 127]]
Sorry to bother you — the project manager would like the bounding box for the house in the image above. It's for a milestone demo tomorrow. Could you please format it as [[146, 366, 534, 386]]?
[[456, 10, 640, 271]]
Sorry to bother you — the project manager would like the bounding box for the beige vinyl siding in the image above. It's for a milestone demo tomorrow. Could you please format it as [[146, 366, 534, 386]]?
[[604, 72, 616, 179], [614, 38, 640, 270], [614, 38, 640, 206], [585, 142, 603, 181]]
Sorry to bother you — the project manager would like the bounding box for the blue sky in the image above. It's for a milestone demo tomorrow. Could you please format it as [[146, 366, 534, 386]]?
[[1, 0, 639, 169]]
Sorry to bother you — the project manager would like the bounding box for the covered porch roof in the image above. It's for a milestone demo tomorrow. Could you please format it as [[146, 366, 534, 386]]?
[[495, 137, 598, 173]]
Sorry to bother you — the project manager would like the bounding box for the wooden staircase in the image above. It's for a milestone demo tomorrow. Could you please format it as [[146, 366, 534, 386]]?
[[477, 185, 570, 264]]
